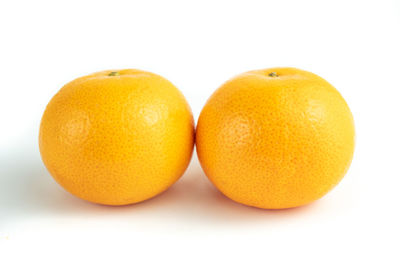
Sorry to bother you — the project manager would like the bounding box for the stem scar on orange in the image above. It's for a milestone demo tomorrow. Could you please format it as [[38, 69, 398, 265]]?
[[196, 67, 355, 209], [39, 69, 195, 205]]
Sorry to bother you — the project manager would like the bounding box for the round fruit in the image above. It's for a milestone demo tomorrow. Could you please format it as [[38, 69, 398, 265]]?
[[196, 67, 355, 209], [39, 69, 194, 205]]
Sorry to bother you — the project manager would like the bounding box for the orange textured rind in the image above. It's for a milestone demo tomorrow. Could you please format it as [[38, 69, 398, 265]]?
[[39, 69, 194, 205], [196, 67, 355, 209]]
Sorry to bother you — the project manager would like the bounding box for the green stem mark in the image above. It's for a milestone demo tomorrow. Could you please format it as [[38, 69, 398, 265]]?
[[108, 71, 120, 76], [268, 72, 278, 77]]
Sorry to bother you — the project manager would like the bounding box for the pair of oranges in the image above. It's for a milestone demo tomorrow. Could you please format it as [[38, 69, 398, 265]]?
[[39, 67, 355, 209]]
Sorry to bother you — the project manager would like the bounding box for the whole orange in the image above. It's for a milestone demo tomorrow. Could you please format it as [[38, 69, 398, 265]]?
[[196, 67, 355, 209], [39, 69, 194, 205]]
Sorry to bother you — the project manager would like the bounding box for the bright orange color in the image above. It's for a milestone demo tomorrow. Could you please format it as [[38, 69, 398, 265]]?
[[196, 67, 355, 209], [39, 69, 194, 205]]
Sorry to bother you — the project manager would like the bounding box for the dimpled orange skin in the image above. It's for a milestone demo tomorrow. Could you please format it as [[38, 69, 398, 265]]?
[[39, 69, 194, 205], [196, 67, 355, 209]]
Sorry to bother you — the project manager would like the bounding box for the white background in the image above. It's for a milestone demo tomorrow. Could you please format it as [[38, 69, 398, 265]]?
[[1, 0, 399, 266]]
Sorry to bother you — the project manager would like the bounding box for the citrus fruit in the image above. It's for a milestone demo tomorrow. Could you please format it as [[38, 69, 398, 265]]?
[[39, 69, 194, 205], [196, 67, 355, 209]]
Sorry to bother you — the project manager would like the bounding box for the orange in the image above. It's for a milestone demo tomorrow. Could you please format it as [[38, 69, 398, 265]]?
[[196, 67, 355, 209], [39, 69, 194, 205]]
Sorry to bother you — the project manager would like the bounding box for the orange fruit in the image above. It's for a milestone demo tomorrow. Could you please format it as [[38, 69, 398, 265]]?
[[196, 67, 355, 209], [39, 69, 194, 205]]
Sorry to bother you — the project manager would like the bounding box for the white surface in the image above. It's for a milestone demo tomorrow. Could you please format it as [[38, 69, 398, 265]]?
[[1, 0, 399, 266]]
